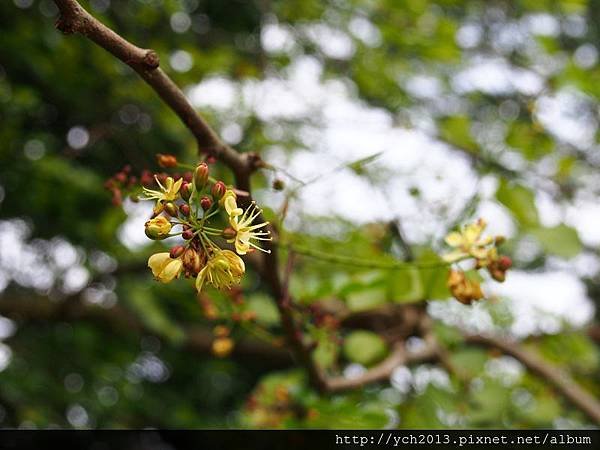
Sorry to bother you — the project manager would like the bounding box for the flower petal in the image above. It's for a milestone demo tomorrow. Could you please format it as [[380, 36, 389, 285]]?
[[148, 253, 171, 277], [444, 232, 463, 247]]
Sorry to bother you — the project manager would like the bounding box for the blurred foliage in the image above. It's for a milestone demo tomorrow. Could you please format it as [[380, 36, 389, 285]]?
[[0, 0, 599, 429]]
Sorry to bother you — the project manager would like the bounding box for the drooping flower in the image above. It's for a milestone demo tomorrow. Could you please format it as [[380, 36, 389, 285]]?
[[144, 216, 172, 240], [195, 250, 245, 292], [148, 252, 183, 283], [447, 269, 484, 305], [142, 176, 183, 205], [227, 201, 271, 255], [443, 218, 494, 263]]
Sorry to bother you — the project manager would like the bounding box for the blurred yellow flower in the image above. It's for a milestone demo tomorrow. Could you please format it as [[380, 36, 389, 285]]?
[[212, 337, 234, 358], [148, 252, 183, 283], [227, 201, 271, 255], [443, 218, 493, 262], [195, 250, 245, 292]]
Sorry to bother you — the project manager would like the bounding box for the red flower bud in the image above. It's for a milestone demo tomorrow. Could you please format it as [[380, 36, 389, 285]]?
[[194, 163, 209, 190], [179, 204, 190, 216], [200, 196, 213, 211], [115, 172, 127, 183], [140, 170, 154, 187], [498, 256, 512, 271], [182, 229, 194, 240], [170, 245, 185, 259], [211, 181, 226, 200], [180, 182, 192, 201], [157, 153, 178, 168]]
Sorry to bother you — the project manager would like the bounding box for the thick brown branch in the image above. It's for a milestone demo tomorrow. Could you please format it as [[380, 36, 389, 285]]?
[[466, 334, 600, 425], [52, 0, 252, 176], [49, 0, 310, 385]]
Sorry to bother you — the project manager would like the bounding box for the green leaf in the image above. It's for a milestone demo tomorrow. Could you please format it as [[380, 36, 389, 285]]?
[[346, 287, 388, 312], [343, 331, 388, 366], [439, 116, 478, 153], [387, 267, 425, 303], [347, 151, 384, 175], [313, 336, 339, 371], [449, 348, 488, 378], [246, 294, 280, 326], [529, 224, 582, 259], [506, 121, 554, 161], [496, 180, 539, 227]]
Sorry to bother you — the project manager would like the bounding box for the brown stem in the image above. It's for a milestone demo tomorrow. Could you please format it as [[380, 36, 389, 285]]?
[[466, 334, 600, 425], [277, 251, 329, 391], [49, 0, 314, 385], [325, 340, 438, 392], [52, 0, 253, 176]]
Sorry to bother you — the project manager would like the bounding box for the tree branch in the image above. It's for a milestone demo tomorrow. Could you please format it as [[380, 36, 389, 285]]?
[[52, 0, 254, 177], [49, 0, 312, 385], [325, 340, 438, 392], [466, 333, 600, 425], [0, 293, 291, 366]]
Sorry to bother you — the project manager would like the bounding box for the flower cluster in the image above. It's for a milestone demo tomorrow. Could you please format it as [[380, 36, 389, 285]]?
[[443, 219, 511, 304], [139, 156, 271, 294]]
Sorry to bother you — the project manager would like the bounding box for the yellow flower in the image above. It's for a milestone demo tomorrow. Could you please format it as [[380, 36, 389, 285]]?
[[212, 337, 234, 358], [148, 252, 183, 283], [443, 218, 493, 263], [144, 216, 172, 240], [220, 189, 243, 217], [227, 201, 271, 255], [142, 176, 183, 204], [195, 250, 245, 292]]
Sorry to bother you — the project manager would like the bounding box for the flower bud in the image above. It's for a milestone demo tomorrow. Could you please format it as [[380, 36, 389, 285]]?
[[272, 179, 285, 191], [180, 182, 192, 202], [182, 248, 203, 275], [222, 226, 236, 240], [211, 181, 226, 200], [498, 255, 512, 271], [200, 196, 213, 211], [145, 216, 172, 240], [164, 201, 178, 217], [182, 229, 194, 240], [212, 337, 234, 358], [157, 153, 178, 168], [140, 170, 154, 187], [170, 245, 185, 259], [115, 172, 127, 183], [194, 163, 209, 190], [213, 325, 230, 338], [179, 204, 190, 216]]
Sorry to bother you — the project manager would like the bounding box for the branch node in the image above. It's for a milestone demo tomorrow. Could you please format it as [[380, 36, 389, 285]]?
[[142, 50, 160, 69]]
